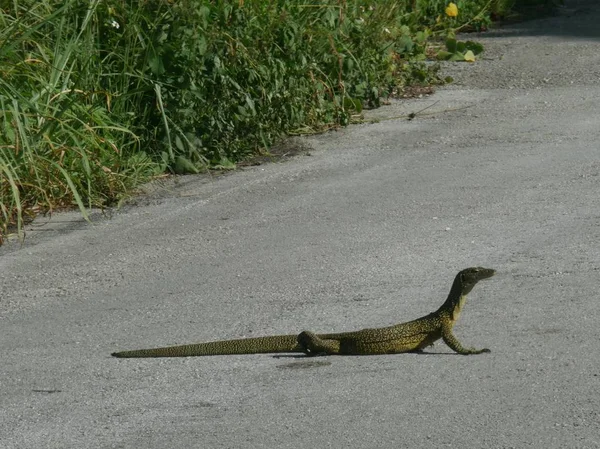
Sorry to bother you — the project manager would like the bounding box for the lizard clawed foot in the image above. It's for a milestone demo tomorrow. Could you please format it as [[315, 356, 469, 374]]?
[[297, 331, 337, 356], [297, 331, 321, 356], [461, 347, 491, 355]]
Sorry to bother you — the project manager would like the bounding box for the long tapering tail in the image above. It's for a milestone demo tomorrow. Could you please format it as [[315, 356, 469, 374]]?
[[111, 334, 302, 358]]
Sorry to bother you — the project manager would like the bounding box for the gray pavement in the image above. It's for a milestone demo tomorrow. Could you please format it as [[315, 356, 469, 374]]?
[[2, 1, 600, 448]]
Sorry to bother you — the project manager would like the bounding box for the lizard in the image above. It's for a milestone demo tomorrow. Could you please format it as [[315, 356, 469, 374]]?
[[111, 266, 495, 358]]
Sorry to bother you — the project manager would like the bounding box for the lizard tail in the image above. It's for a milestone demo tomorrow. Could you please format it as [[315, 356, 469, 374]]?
[[111, 334, 302, 358]]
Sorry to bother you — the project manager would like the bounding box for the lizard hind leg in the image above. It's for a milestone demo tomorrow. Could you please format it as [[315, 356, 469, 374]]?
[[297, 331, 340, 356]]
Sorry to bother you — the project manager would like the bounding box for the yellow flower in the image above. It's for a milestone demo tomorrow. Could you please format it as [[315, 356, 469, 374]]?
[[445, 2, 458, 17]]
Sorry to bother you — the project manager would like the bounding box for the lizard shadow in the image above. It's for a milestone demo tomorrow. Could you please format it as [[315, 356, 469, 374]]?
[[410, 351, 463, 356], [272, 351, 465, 359]]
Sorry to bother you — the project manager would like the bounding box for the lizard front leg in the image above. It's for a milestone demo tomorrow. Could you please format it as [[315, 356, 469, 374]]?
[[441, 324, 490, 355], [297, 331, 340, 356]]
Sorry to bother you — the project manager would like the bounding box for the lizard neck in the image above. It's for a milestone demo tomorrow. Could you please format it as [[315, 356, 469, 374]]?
[[451, 294, 467, 323], [436, 274, 471, 322]]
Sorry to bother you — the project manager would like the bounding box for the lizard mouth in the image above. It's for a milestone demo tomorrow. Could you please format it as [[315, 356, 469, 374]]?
[[481, 268, 496, 279]]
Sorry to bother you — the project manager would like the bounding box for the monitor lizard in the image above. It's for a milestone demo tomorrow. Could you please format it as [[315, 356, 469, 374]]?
[[112, 266, 495, 358]]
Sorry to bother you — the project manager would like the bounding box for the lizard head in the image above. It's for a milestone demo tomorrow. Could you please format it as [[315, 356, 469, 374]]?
[[458, 267, 495, 294]]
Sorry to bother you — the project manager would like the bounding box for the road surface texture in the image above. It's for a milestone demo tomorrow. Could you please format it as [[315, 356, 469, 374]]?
[[1, 1, 599, 448]]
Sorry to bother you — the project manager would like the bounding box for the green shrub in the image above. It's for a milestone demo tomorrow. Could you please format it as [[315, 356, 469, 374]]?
[[0, 0, 162, 240], [3, 0, 507, 242], [130, 1, 443, 167]]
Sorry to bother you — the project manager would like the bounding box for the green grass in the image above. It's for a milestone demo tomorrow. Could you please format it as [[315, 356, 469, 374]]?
[[0, 0, 561, 243], [0, 0, 163, 241]]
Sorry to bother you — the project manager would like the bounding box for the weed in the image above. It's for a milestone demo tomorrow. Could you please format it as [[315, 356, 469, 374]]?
[[0, 0, 561, 242]]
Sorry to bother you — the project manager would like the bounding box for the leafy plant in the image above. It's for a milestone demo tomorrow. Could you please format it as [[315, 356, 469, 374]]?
[[1, 0, 514, 243], [437, 38, 484, 61], [0, 0, 162, 240]]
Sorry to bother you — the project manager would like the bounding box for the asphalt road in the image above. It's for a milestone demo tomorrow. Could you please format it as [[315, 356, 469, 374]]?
[[2, 2, 600, 448]]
